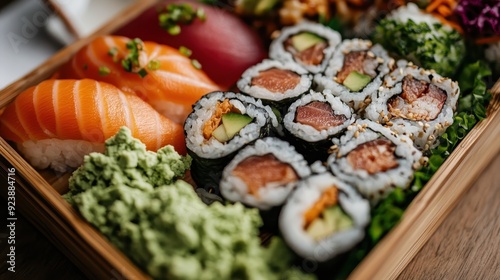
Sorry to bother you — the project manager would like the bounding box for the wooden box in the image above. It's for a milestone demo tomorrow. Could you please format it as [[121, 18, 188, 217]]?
[[1, 1, 499, 279]]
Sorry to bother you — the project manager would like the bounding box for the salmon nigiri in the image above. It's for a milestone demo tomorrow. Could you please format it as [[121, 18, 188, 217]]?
[[0, 79, 186, 172], [55, 35, 222, 124]]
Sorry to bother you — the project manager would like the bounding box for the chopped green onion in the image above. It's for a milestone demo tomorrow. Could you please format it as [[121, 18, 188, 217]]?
[[108, 47, 119, 62], [137, 68, 148, 78], [99, 66, 111, 76], [147, 60, 161, 71], [158, 3, 206, 35], [191, 59, 202, 69], [179, 46, 192, 57], [120, 38, 150, 78], [108, 47, 118, 57]]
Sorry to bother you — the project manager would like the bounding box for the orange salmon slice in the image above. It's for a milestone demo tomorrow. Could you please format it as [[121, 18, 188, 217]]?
[[231, 153, 299, 196]]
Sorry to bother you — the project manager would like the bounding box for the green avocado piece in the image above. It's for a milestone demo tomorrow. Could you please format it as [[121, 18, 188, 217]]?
[[255, 0, 279, 15], [343, 71, 372, 92], [222, 112, 253, 139], [323, 206, 353, 232], [306, 218, 333, 241], [291, 32, 326, 52], [212, 124, 230, 142], [306, 206, 353, 240]]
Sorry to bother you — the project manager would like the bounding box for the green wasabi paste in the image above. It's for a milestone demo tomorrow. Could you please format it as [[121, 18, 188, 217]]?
[[64, 127, 314, 280]]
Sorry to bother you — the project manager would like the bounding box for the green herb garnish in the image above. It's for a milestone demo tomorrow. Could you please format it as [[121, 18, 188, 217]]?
[[158, 3, 205, 35], [121, 38, 143, 72], [147, 59, 161, 71], [107, 47, 119, 62], [98, 66, 111, 76], [120, 38, 153, 78], [191, 59, 202, 69], [179, 46, 192, 57]]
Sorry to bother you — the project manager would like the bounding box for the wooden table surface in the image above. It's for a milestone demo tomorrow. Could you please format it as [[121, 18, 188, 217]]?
[[1, 153, 500, 279]]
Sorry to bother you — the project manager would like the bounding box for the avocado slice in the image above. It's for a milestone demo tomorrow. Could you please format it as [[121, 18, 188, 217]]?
[[343, 71, 372, 92], [222, 112, 253, 139], [306, 218, 333, 241], [212, 124, 230, 142], [323, 206, 353, 232], [305, 206, 353, 240], [291, 32, 326, 52]]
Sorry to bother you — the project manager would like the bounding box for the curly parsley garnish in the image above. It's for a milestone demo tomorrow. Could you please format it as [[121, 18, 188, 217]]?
[[158, 3, 206, 35]]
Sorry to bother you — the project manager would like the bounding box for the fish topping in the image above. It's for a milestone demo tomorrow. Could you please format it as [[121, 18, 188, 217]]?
[[251, 68, 302, 93], [231, 154, 299, 196], [336, 51, 378, 83], [295, 101, 347, 130], [304, 187, 338, 229], [346, 138, 399, 174], [387, 76, 447, 121]]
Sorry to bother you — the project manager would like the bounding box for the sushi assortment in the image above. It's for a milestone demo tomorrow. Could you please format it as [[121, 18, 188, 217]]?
[[185, 17, 463, 266], [0, 1, 496, 279]]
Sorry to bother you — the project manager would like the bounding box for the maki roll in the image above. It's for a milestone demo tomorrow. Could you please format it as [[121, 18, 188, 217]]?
[[315, 39, 394, 113], [283, 89, 356, 162], [279, 172, 370, 262], [269, 21, 342, 74], [327, 119, 422, 204], [237, 59, 313, 113], [184, 91, 280, 195], [364, 60, 460, 151], [219, 137, 311, 210]]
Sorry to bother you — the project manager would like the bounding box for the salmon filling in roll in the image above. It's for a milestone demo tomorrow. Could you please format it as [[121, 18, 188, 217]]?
[[346, 138, 399, 175], [250, 68, 302, 93], [295, 101, 348, 131], [387, 75, 447, 121], [283, 32, 328, 66], [231, 153, 299, 196], [336, 50, 379, 84]]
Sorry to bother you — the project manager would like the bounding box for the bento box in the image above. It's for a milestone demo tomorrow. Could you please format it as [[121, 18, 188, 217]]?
[[1, 0, 500, 279]]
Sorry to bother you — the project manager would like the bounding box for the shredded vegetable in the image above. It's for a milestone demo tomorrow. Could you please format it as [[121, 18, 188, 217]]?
[[455, 0, 500, 39]]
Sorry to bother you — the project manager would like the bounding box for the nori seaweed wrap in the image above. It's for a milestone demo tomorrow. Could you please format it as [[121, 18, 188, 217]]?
[[184, 91, 281, 195]]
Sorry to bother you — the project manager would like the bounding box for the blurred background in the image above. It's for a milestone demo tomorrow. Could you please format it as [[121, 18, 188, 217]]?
[[0, 0, 61, 89], [0, 0, 134, 90]]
